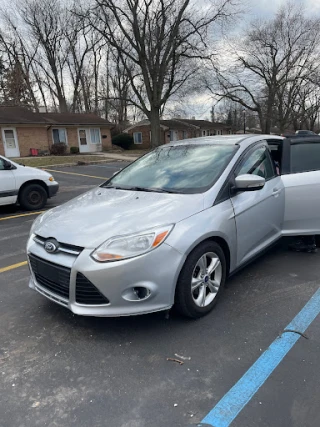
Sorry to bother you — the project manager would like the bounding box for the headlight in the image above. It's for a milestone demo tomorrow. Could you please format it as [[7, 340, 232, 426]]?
[[91, 225, 174, 262]]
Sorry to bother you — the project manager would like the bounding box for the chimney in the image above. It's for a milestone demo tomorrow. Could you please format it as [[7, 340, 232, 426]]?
[[38, 106, 47, 113]]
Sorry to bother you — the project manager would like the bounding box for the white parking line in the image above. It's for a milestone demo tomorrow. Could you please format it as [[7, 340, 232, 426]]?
[[0, 249, 26, 261], [0, 232, 29, 242]]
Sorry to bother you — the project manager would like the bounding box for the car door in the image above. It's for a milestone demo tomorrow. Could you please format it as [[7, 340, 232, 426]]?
[[231, 143, 285, 266], [0, 157, 17, 206], [281, 138, 320, 235]]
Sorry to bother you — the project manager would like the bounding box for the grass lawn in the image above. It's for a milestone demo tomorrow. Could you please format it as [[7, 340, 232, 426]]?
[[123, 149, 150, 156], [13, 155, 111, 168]]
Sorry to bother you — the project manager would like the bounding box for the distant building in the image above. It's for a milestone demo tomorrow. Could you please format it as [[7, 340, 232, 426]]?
[[124, 118, 231, 148], [0, 106, 113, 158]]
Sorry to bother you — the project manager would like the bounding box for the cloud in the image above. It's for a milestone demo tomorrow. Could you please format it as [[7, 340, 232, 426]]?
[[246, 0, 320, 18]]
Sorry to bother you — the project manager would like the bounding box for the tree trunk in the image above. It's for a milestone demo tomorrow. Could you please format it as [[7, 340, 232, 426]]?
[[149, 107, 161, 148], [278, 122, 285, 134], [258, 111, 264, 134], [264, 98, 274, 134], [57, 91, 68, 113]]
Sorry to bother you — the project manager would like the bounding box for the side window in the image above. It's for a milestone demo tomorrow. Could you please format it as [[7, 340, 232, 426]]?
[[290, 143, 320, 173], [0, 158, 5, 170], [237, 146, 276, 180]]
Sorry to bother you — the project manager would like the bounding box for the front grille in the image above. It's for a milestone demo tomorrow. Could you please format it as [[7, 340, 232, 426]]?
[[76, 273, 109, 305], [34, 235, 84, 256], [29, 254, 70, 299]]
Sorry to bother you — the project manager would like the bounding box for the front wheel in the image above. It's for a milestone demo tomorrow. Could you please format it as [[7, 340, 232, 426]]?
[[19, 184, 48, 211], [175, 241, 226, 319]]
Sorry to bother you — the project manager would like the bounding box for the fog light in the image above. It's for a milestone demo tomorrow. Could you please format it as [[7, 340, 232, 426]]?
[[133, 287, 151, 300], [122, 286, 151, 302]]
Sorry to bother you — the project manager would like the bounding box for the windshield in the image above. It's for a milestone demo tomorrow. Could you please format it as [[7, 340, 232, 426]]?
[[102, 144, 238, 194]]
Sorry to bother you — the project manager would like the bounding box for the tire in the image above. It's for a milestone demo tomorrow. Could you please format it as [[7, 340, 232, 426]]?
[[175, 241, 226, 319], [19, 184, 48, 211]]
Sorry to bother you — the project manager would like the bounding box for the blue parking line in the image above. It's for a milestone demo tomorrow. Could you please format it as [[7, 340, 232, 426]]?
[[200, 287, 320, 427]]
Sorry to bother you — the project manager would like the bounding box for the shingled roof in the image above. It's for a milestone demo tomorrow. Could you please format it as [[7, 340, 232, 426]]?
[[175, 118, 230, 129], [0, 106, 113, 126], [160, 119, 196, 130], [41, 112, 112, 126]]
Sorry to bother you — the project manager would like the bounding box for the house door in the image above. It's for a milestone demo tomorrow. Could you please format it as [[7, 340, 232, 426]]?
[[2, 128, 20, 158], [78, 129, 90, 153]]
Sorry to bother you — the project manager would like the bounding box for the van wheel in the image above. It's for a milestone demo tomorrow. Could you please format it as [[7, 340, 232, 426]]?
[[19, 184, 47, 211], [175, 241, 226, 319]]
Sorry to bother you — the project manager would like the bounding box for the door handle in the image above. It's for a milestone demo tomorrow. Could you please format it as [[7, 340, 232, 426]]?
[[272, 188, 281, 196]]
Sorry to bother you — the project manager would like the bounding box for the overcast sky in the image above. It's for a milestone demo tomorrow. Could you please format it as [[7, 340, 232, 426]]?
[[249, 0, 320, 17], [1, 0, 319, 120], [174, 0, 320, 120]]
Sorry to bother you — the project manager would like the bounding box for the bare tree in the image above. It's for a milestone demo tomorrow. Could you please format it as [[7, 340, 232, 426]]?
[[86, 0, 239, 147], [209, 2, 320, 133], [20, 0, 70, 112], [0, 12, 40, 109]]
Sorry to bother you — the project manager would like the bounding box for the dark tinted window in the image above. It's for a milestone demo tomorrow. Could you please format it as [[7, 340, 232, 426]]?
[[237, 146, 276, 180], [0, 158, 5, 170], [104, 144, 238, 194], [290, 143, 320, 173], [296, 130, 315, 135]]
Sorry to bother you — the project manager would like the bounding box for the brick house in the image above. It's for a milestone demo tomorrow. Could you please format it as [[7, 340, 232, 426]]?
[[0, 106, 113, 158], [124, 118, 231, 148]]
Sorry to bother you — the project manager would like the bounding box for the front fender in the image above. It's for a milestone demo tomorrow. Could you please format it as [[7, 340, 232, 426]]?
[[166, 199, 237, 273]]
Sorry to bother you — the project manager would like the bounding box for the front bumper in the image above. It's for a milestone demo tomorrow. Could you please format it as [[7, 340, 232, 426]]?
[[27, 237, 185, 317], [47, 182, 59, 198]]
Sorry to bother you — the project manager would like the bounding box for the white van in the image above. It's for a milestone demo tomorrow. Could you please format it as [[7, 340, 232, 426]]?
[[0, 155, 59, 210]]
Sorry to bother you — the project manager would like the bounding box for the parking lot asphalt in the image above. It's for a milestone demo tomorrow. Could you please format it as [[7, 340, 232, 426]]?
[[0, 163, 319, 427]]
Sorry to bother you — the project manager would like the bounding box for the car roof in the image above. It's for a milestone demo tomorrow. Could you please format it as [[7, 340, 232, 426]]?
[[166, 135, 243, 146], [166, 134, 284, 148]]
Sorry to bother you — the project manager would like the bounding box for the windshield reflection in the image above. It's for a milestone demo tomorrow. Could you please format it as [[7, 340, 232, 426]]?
[[104, 144, 238, 194]]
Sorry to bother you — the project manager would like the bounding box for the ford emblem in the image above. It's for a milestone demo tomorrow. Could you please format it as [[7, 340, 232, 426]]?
[[44, 240, 58, 253]]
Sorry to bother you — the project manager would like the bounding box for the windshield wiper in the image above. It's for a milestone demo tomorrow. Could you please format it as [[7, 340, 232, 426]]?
[[147, 187, 180, 194], [127, 186, 181, 194], [102, 184, 179, 193], [101, 184, 128, 190]]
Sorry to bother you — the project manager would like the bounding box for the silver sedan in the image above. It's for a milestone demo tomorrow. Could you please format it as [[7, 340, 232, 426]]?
[[27, 135, 320, 318]]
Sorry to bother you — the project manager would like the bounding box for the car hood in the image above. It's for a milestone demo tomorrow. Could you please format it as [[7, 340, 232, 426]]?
[[34, 187, 204, 248], [15, 163, 52, 179]]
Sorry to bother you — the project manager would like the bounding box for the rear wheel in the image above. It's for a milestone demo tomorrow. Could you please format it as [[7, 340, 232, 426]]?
[[175, 241, 226, 319], [19, 184, 47, 211]]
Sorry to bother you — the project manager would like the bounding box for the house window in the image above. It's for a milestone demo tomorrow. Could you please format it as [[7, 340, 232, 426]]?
[[133, 132, 142, 144], [182, 131, 187, 139], [90, 128, 101, 144], [52, 128, 67, 144]]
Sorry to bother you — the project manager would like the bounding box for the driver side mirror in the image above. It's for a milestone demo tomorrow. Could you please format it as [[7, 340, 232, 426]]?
[[3, 159, 13, 170], [234, 174, 265, 192]]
